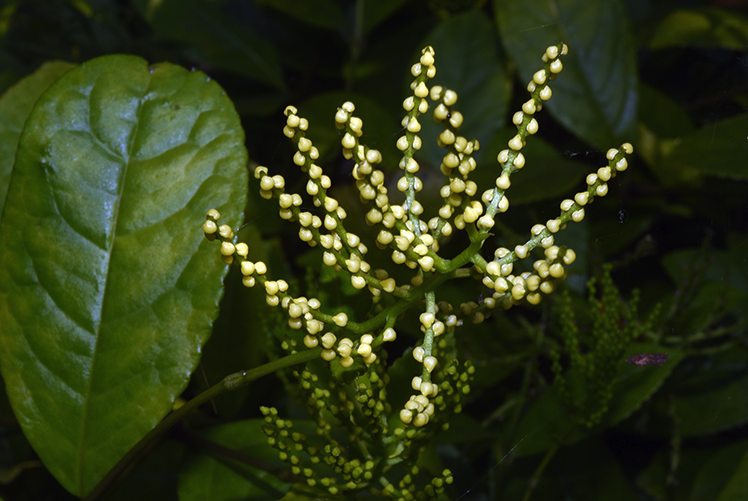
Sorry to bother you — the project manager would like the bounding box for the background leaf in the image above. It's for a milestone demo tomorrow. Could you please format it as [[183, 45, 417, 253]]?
[[604, 346, 683, 427], [495, 0, 638, 150], [0, 60, 74, 216], [0, 54, 248, 496], [178, 419, 290, 501], [510, 349, 679, 457], [670, 350, 748, 437], [252, 0, 345, 31], [662, 114, 748, 180], [649, 8, 748, 50], [132, 0, 285, 89]]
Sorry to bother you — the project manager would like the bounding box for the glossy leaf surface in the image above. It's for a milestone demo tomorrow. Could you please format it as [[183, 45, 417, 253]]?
[[0, 55, 248, 496], [495, 0, 638, 149], [0, 61, 75, 215]]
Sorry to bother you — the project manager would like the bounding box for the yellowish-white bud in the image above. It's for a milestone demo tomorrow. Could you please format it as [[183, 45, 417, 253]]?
[[423, 356, 437, 373], [413, 346, 425, 363], [332, 312, 348, 327], [383, 327, 397, 342]]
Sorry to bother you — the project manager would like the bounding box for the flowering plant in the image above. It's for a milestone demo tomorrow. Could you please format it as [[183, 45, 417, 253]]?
[[2, 1, 747, 499], [200, 42, 633, 499]]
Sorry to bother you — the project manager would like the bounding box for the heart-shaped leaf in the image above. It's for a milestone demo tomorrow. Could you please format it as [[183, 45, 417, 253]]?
[[0, 55, 248, 496]]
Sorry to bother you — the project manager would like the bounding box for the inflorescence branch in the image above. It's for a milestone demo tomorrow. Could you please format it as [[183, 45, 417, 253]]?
[[201, 41, 633, 501], [203, 40, 633, 499], [203, 42, 633, 428]]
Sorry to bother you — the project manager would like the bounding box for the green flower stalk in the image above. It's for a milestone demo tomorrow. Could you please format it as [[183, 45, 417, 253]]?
[[202, 43, 633, 498]]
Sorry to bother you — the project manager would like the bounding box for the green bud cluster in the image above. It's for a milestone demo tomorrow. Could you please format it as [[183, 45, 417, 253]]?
[[204, 43, 633, 497], [549, 265, 660, 427]]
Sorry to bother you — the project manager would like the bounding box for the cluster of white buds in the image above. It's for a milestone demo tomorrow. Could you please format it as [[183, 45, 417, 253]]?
[[204, 43, 634, 429], [475, 141, 633, 315], [202, 104, 403, 371]]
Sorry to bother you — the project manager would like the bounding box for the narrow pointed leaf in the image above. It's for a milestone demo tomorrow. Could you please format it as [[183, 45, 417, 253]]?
[[0, 55, 248, 496]]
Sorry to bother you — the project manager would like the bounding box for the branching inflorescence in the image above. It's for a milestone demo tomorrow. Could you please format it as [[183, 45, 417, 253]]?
[[202, 43, 633, 499]]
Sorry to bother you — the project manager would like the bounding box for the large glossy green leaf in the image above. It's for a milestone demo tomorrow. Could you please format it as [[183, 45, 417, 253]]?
[[495, 0, 638, 150], [0, 55, 248, 496], [0, 61, 75, 216]]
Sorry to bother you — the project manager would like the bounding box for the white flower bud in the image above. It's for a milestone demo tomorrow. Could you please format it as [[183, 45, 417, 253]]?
[[321, 332, 337, 349], [220, 242, 235, 256], [357, 342, 372, 358], [443, 89, 458, 106], [423, 356, 437, 373], [413, 346, 425, 362], [508, 135, 523, 150], [332, 312, 348, 327]]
